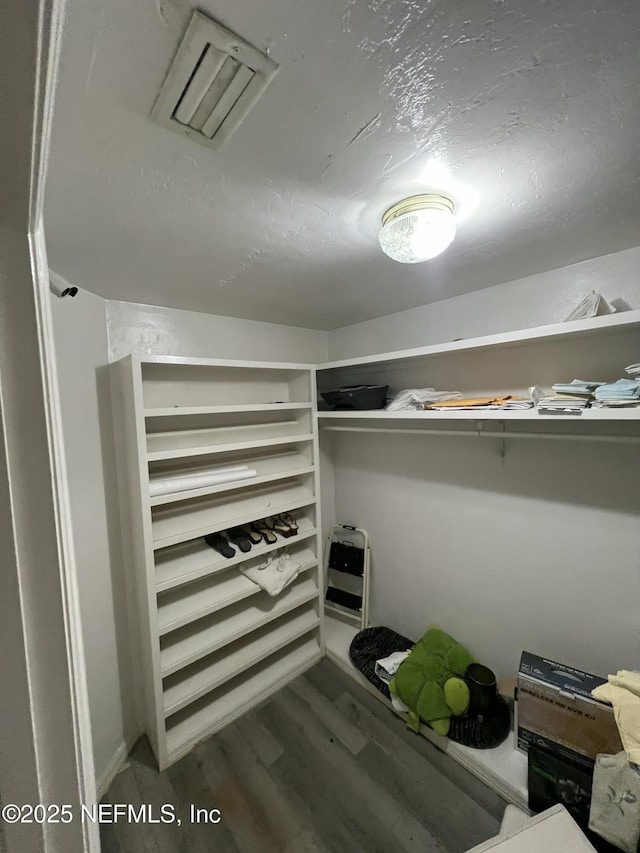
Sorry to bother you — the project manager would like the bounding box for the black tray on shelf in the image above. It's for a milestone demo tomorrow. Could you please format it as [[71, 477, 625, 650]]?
[[321, 385, 388, 410]]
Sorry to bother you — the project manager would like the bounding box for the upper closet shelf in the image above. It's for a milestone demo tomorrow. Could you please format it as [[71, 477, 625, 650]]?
[[148, 432, 314, 461], [145, 403, 313, 417], [141, 355, 315, 370], [319, 409, 640, 423], [317, 309, 640, 372]]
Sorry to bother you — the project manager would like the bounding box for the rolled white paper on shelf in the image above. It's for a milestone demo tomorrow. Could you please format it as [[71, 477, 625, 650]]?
[[149, 466, 257, 497]]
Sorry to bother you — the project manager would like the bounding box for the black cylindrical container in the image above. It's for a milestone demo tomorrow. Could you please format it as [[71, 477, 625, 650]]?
[[465, 663, 497, 720]]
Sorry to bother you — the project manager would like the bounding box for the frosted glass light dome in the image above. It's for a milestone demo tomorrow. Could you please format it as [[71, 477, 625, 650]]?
[[379, 194, 456, 263]]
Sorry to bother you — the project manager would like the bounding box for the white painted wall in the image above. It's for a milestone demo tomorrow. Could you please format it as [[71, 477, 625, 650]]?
[[325, 245, 640, 680], [331, 432, 640, 679], [50, 288, 137, 789], [328, 245, 640, 359], [106, 300, 328, 363]]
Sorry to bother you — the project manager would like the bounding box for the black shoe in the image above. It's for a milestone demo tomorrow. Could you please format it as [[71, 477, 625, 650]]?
[[205, 532, 235, 558], [227, 526, 252, 553]]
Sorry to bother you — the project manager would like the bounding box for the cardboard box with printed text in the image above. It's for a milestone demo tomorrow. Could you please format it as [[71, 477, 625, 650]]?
[[516, 651, 622, 761]]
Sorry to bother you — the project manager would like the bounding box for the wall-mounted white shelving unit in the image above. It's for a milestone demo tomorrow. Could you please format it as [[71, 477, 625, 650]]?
[[316, 310, 640, 440], [112, 355, 324, 769]]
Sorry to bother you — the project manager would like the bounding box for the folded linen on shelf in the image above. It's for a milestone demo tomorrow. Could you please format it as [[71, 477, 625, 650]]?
[[386, 388, 463, 411], [594, 379, 640, 402], [551, 379, 604, 397], [625, 364, 640, 376], [240, 551, 300, 597], [149, 465, 257, 497]]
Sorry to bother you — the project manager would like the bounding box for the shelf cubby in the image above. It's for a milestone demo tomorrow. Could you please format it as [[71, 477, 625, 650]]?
[[151, 476, 316, 549], [146, 407, 313, 461], [162, 603, 320, 717], [157, 541, 318, 635], [148, 443, 315, 506], [141, 360, 312, 408], [165, 634, 322, 763], [154, 509, 318, 592], [160, 574, 319, 677]]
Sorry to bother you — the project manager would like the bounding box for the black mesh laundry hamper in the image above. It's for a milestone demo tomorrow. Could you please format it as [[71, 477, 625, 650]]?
[[349, 626, 414, 699]]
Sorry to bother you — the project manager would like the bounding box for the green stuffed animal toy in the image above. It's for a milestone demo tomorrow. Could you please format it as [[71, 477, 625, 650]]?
[[389, 625, 474, 735]]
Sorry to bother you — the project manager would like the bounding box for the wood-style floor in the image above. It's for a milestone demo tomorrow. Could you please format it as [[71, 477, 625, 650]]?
[[101, 659, 506, 853]]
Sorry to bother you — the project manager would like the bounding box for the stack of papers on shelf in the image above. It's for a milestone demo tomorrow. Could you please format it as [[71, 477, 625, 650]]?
[[386, 388, 463, 412], [551, 379, 604, 397], [499, 399, 535, 410], [537, 396, 590, 415], [594, 379, 640, 406], [427, 395, 531, 411], [592, 400, 640, 408]]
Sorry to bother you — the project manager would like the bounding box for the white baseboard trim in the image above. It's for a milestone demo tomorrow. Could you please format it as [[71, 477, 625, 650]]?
[[96, 728, 141, 800]]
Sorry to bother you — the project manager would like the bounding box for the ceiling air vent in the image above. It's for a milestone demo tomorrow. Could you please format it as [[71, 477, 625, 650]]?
[[151, 11, 278, 150]]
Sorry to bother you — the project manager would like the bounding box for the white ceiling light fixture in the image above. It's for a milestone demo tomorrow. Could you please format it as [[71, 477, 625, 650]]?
[[379, 194, 457, 263]]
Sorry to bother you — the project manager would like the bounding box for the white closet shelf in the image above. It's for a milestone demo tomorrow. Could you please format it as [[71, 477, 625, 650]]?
[[157, 552, 317, 635], [165, 636, 322, 764], [160, 576, 319, 677], [145, 403, 313, 417], [151, 487, 316, 550], [150, 464, 316, 506], [147, 432, 314, 462], [318, 409, 640, 423], [163, 607, 320, 717], [324, 616, 528, 812], [317, 308, 640, 372], [141, 354, 315, 370], [155, 521, 317, 592]]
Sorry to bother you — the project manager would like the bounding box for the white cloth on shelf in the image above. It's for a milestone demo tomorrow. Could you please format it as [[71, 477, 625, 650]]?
[[374, 650, 411, 684], [240, 551, 300, 597], [592, 671, 640, 764], [386, 388, 463, 412], [149, 465, 256, 497]]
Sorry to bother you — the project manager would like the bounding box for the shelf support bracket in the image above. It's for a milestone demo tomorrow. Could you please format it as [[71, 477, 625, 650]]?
[[499, 420, 506, 464]]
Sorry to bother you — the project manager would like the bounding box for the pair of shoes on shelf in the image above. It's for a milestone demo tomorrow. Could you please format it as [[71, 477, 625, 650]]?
[[204, 512, 299, 559], [267, 512, 299, 538], [204, 526, 255, 558], [250, 513, 298, 544], [254, 512, 298, 541]]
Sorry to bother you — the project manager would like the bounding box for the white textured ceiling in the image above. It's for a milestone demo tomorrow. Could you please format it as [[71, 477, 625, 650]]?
[[45, 0, 640, 330]]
